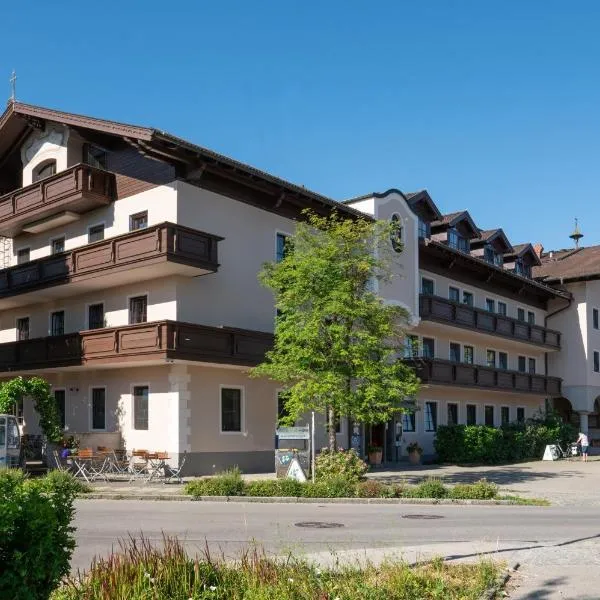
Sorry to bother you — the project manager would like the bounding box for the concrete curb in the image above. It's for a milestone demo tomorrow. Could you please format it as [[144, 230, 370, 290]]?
[[480, 562, 520, 600], [81, 493, 542, 505]]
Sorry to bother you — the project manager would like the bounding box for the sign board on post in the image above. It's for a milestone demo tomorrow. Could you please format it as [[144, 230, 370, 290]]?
[[286, 458, 307, 482], [275, 425, 311, 478], [542, 444, 559, 461], [276, 426, 310, 440]]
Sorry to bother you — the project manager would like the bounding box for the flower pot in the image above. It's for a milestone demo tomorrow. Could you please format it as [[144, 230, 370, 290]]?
[[368, 450, 383, 465], [408, 450, 421, 465]]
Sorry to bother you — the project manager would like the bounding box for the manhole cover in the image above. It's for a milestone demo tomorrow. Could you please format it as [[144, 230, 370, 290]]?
[[295, 521, 345, 529], [402, 514, 444, 520]]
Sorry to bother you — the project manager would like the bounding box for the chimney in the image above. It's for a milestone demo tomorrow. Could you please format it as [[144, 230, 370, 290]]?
[[533, 243, 544, 258]]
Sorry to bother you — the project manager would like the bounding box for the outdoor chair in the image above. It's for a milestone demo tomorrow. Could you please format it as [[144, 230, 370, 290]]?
[[128, 449, 149, 482], [164, 451, 187, 484], [52, 449, 71, 473], [108, 449, 130, 477]]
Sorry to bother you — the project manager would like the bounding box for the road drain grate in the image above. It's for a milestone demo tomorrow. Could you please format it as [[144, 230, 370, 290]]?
[[402, 514, 444, 520], [295, 521, 345, 529]]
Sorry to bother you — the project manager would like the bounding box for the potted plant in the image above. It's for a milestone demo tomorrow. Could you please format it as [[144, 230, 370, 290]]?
[[367, 445, 383, 465], [407, 441, 423, 465]]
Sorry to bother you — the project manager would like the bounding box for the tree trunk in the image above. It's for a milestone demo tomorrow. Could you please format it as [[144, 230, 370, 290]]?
[[328, 404, 337, 453]]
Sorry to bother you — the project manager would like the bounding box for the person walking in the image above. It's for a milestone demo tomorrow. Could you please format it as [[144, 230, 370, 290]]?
[[576, 432, 589, 462]]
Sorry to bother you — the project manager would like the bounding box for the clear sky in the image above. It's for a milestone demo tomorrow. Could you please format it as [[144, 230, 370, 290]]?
[[1, 1, 599, 250]]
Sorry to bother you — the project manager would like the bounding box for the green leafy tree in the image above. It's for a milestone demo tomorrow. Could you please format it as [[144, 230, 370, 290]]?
[[0, 376, 61, 442], [252, 211, 420, 452]]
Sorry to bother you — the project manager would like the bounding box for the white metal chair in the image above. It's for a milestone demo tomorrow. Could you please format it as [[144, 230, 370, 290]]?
[[164, 451, 187, 484]]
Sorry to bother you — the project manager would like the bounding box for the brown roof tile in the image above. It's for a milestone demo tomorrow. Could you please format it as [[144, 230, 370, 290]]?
[[534, 245, 600, 282]]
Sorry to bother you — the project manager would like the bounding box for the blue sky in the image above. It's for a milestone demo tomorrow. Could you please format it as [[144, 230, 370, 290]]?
[[2, 1, 599, 250]]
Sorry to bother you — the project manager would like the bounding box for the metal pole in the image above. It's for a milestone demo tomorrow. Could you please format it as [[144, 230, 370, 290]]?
[[311, 410, 316, 483]]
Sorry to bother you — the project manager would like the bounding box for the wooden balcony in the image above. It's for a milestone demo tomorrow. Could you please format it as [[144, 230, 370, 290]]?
[[0, 321, 273, 372], [0, 164, 115, 236], [0, 222, 221, 306], [406, 357, 562, 397], [419, 294, 561, 350]]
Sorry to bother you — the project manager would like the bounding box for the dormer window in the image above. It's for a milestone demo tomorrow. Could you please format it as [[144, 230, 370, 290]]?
[[418, 219, 430, 239], [514, 258, 531, 278], [447, 228, 469, 253], [32, 159, 57, 183], [484, 244, 503, 267], [83, 144, 107, 170]]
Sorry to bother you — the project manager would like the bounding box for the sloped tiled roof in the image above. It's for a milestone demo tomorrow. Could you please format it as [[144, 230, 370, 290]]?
[[535, 245, 600, 282], [431, 211, 466, 226]]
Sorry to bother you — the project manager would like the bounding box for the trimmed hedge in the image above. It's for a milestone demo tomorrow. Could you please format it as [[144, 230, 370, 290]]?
[[434, 415, 577, 464], [0, 470, 80, 600]]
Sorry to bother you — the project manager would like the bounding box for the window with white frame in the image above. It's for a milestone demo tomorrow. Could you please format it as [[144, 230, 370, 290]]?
[[51, 236, 65, 255], [517, 308, 525, 322], [462, 291, 474, 306], [484, 405, 494, 427], [402, 411, 416, 432], [16, 317, 29, 341], [449, 286, 460, 302], [449, 342, 461, 362], [447, 403, 458, 426], [91, 388, 106, 430], [129, 211, 148, 231], [50, 310, 65, 337], [486, 349, 496, 368], [424, 402, 437, 432], [594, 308, 599, 330], [501, 406, 510, 426], [527, 311, 535, 325], [518, 355, 526, 372], [485, 298, 495, 313], [463, 345, 474, 364], [528, 357, 536, 374], [516, 407, 525, 423], [404, 335, 419, 358], [88, 224, 105, 243], [497, 301, 507, 316], [466, 404, 476, 426], [422, 337, 435, 358], [498, 351, 508, 370], [421, 277, 435, 295], [594, 351, 600, 373], [221, 387, 243, 432], [129, 295, 147, 324], [276, 233, 289, 263], [133, 386, 149, 430]]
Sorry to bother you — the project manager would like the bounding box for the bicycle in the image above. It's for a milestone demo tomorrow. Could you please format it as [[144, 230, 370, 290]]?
[[555, 441, 579, 459]]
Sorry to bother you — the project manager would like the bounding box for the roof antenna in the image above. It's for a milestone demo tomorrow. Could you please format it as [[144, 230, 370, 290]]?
[[9, 70, 16, 103], [569, 218, 583, 249]]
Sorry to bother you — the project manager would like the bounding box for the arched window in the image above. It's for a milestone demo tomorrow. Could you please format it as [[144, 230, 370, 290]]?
[[390, 213, 403, 253], [32, 159, 57, 183]]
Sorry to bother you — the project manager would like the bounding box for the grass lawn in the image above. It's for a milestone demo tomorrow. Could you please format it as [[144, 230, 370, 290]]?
[[51, 537, 502, 600]]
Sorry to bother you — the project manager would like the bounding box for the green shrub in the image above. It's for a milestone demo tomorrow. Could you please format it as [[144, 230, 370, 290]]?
[[450, 479, 498, 500], [43, 469, 91, 495], [243, 480, 281, 497], [184, 467, 244, 497], [408, 478, 448, 499], [315, 448, 368, 483], [0, 469, 78, 600], [275, 477, 305, 497], [302, 476, 356, 498]]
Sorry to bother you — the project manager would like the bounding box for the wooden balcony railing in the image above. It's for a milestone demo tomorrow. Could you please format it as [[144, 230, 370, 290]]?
[[0, 164, 115, 236], [0, 320, 273, 372], [0, 222, 221, 299], [419, 294, 561, 350], [405, 357, 562, 396]]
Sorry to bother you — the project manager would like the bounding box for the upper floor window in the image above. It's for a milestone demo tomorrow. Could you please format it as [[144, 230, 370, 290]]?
[[129, 295, 147, 324], [88, 303, 104, 330], [129, 211, 148, 232], [518, 355, 526, 372], [447, 228, 469, 253], [497, 302, 507, 316], [517, 308, 526, 322], [32, 160, 57, 183], [527, 311, 535, 325], [17, 247, 30, 265], [421, 278, 435, 296], [484, 245, 503, 267], [83, 144, 108, 170], [404, 335, 419, 359], [514, 258, 532, 278], [485, 298, 495, 313], [51, 236, 65, 255], [16, 317, 29, 341], [462, 291, 474, 306], [422, 337, 435, 359], [594, 351, 600, 373], [593, 308, 599, 330], [418, 219, 430, 239], [50, 310, 65, 337], [88, 224, 105, 243], [449, 286, 460, 303], [389, 214, 403, 252], [276, 233, 289, 263], [528, 357, 536, 374]]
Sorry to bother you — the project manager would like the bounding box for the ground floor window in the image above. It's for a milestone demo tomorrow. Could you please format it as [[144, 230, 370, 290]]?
[[402, 412, 415, 432], [484, 405, 494, 427], [91, 388, 106, 430], [221, 387, 242, 433], [466, 404, 476, 426], [133, 386, 149, 430], [501, 406, 509, 425], [54, 389, 66, 429], [517, 407, 525, 423], [277, 391, 291, 426], [424, 402, 437, 432], [447, 403, 458, 426]]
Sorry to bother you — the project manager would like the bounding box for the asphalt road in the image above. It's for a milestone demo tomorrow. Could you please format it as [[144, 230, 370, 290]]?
[[73, 500, 600, 598]]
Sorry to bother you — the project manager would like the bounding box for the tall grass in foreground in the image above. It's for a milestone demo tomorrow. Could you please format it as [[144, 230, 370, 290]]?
[[51, 535, 500, 600]]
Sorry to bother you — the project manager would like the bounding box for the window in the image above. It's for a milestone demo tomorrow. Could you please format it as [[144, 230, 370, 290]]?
[[390, 214, 403, 252], [277, 391, 290, 425], [421, 278, 435, 295], [516, 407, 525, 423], [528, 358, 536, 374], [17, 248, 30, 265], [418, 219, 430, 239], [466, 404, 477, 426], [88, 303, 104, 330], [462, 291, 473, 306], [498, 352, 508, 370], [91, 388, 106, 430], [449, 286, 460, 303], [83, 143, 108, 169], [448, 228, 469, 253], [50, 311, 65, 336], [501, 406, 510, 426], [594, 351, 600, 373], [447, 403, 458, 426], [424, 402, 437, 432], [514, 259, 532, 278], [528, 311, 535, 325], [221, 387, 242, 432], [404, 335, 419, 358], [51, 236, 65, 255], [402, 412, 416, 432], [594, 309, 599, 330], [517, 308, 525, 322], [518, 356, 526, 372], [497, 302, 507, 316], [449, 342, 461, 362], [55, 390, 66, 429], [485, 298, 495, 313], [13, 397, 24, 425], [129, 211, 148, 231], [32, 159, 57, 182], [484, 245, 502, 266], [129, 295, 147, 324], [276, 233, 289, 263], [486, 350, 496, 368], [422, 337, 435, 359], [484, 405, 494, 427], [16, 317, 29, 341], [133, 386, 149, 430], [463, 345, 474, 364], [88, 224, 105, 243]]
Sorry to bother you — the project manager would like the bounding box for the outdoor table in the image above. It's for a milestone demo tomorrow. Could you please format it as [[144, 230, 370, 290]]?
[[145, 453, 171, 483], [71, 454, 109, 482]]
